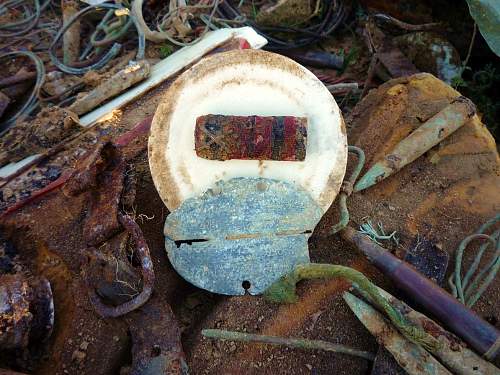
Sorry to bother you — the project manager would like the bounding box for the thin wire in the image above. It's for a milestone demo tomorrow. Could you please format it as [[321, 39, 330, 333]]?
[[330, 146, 365, 234], [49, 4, 145, 75], [448, 214, 500, 308], [0, 0, 40, 37], [0, 51, 45, 132], [155, 0, 222, 47]]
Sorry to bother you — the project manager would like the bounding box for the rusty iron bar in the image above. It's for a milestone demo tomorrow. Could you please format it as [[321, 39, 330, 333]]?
[[354, 96, 477, 192], [341, 226, 500, 360]]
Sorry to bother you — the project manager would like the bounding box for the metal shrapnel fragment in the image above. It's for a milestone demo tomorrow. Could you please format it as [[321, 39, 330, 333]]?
[[195, 115, 307, 161]]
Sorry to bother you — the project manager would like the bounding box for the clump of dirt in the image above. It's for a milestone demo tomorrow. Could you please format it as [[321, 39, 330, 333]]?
[[0, 107, 82, 167]]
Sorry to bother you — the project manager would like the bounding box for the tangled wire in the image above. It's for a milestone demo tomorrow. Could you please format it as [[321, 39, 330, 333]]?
[[132, 0, 347, 50], [449, 214, 500, 308]]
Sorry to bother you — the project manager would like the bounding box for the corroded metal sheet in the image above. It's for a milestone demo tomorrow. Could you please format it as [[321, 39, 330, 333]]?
[[164, 177, 322, 295], [166, 235, 309, 295], [195, 115, 307, 161], [165, 177, 322, 241]]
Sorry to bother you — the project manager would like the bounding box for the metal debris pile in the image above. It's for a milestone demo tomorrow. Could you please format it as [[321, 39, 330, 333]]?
[[0, 1, 499, 375]]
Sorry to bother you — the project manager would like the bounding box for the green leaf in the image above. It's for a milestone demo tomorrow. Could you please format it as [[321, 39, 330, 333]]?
[[465, 0, 500, 57]]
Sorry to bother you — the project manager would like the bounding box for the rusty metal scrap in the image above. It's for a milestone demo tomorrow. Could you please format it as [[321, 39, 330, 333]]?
[[86, 233, 142, 307], [87, 213, 154, 318], [64, 140, 154, 318], [195, 115, 307, 161], [0, 117, 152, 219], [64, 142, 125, 245], [0, 107, 82, 168], [0, 274, 54, 350], [127, 298, 188, 375]]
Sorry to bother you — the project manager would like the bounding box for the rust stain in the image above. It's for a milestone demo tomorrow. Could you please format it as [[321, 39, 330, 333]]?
[[225, 258, 369, 366]]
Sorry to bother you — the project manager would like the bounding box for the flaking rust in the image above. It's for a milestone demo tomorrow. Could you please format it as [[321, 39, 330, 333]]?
[[126, 297, 188, 375], [195, 115, 307, 161], [0, 274, 54, 350]]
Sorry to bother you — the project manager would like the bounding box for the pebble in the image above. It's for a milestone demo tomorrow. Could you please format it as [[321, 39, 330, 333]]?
[[80, 341, 89, 351], [305, 364, 313, 370], [71, 349, 86, 363]]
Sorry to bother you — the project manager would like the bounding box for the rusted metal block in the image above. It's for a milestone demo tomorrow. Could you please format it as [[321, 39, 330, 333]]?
[[195, 115, 307, 161], [164, 177, 322, 295], [0, 274, 54, 350]]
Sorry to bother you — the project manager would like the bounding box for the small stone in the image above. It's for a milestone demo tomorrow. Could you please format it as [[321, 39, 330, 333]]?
[[72, 350, 86, 363], [305, 364, 313, 370], [388, 205, 396, 211], [80, 341, 89, 351], [113, 336, 120, 342]]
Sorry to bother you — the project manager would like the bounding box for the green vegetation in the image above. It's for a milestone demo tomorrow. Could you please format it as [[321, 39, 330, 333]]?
[[452, 63, 500, 139]]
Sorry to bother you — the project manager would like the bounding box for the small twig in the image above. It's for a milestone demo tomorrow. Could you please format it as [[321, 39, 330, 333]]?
[[327, 82, 359, 95], [372, 13, 441, 32], [462, 22, 477, 71], [360, 53, 378, 99], [202, 329, 375, 361]]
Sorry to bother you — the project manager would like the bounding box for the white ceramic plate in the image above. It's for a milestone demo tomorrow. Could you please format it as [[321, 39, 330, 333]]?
[[149, 49, 347, 212]]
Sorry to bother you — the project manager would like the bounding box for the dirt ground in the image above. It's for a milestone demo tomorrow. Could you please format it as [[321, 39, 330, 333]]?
[[0, 69, 499, 375]]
